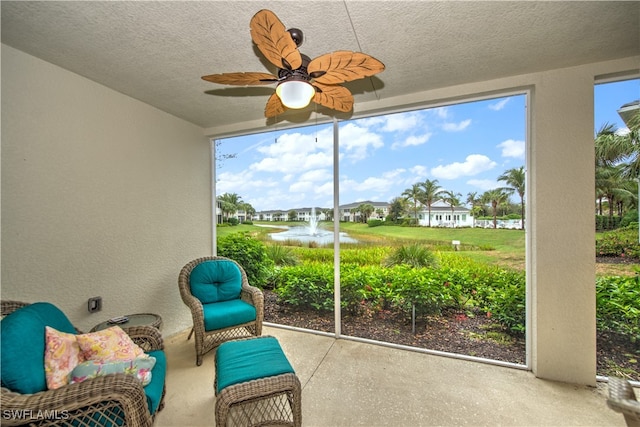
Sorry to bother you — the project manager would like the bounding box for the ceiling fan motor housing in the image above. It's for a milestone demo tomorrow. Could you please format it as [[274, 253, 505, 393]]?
[[278, 53, 312, 84]]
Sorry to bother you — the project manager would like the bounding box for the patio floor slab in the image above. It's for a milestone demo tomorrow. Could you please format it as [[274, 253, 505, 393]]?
[[156, 325, 625, 426]]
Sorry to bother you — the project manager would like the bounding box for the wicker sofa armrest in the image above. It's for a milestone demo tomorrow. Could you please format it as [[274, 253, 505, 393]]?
[[1, 373, 152, 427], [1, 300, 30, 317], [121, 325, 164, 352]]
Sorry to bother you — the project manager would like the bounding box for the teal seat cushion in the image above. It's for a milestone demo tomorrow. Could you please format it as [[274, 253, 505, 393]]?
[[0, 302, 76, 394], [216, 336, 294, 393], [190, 260, 242, 304], [202, 300, 256, 331], [144, 350, 166, 415]]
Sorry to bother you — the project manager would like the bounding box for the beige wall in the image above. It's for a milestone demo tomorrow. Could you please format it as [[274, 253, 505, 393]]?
[[2, 42, 639, 385], [1, 45, 211, 335]]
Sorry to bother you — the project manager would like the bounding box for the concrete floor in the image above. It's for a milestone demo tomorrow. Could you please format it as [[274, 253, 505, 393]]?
[[155, 326, 626, 427]]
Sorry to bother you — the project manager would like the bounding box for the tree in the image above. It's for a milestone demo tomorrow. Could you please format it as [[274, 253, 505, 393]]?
[[498, 166, 526, 229], [388, 197, 405, 223], [439, 190, 462, 226], [421, 179, 442, 227], [595, 113, 639, 180], [218, 192, 243, 221], [288, 209, 297, 222], [482, 189, 510, 229], [595, 122, 637, 221], [357, 203, 375, 223], [323, 209, 333, 221], [239, 202, 255, 222], [402, 184, 424, 226]]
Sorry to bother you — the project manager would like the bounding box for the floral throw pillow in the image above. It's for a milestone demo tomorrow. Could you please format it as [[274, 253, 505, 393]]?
[[76, 326, 147, 363], [70, 357, 156, 386], [44, 326, 85, 390]]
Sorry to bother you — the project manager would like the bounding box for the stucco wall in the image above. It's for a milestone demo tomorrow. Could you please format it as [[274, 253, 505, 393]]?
[[1, 45, 211, 336]]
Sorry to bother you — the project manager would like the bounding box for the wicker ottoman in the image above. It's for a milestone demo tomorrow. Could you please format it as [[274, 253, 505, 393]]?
[[214, 336, 301, 427]]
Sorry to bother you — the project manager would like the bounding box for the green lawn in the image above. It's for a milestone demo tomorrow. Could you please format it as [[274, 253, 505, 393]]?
[[217, 221, 635, 276]]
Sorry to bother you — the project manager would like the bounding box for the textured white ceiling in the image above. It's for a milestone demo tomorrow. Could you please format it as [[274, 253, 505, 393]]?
[[2, 1, 639, 131]]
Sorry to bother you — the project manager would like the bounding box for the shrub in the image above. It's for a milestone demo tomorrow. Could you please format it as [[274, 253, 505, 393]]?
[[265, 245, 299, 266], [596, 274, 640, 341], [217, 232, 273, 288], [596, 226, 640, 259], [383, 244, 438, 268], [475, 269, 526, 335], [272, 263, 334, 311], [367, 219, 384, 227], [226, 217, 239, 226]]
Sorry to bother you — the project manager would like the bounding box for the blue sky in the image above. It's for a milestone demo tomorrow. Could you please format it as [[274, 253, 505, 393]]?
[[217, 79, 639, 212]]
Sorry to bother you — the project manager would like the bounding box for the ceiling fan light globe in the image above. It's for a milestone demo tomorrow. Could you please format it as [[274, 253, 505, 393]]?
[[276, 80, 315, 109]]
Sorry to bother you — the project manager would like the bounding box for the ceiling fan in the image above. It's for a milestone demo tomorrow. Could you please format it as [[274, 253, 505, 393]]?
[[202, 9, 385, 118]]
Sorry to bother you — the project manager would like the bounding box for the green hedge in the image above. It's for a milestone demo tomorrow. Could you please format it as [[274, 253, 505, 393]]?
[[271, 253, 527, 334], [596, 274, 640, 341], [268, 246, 636, 340]]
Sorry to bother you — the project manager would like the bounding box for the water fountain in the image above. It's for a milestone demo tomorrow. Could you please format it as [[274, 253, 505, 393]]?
[[308, 206, 319, 235], [268, 207, 357, 244]]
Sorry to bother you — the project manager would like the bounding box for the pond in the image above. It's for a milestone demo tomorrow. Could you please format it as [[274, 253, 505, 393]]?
[[266, 225, 358, 244]]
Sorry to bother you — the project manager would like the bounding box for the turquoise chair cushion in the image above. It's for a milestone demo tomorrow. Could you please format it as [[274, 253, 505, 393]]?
[[145, 350, 166, 415], [0, 302, 76, 394], [202, 300, 256, 331], [215, 336, 294, 393], [190, 260, 242, 304]]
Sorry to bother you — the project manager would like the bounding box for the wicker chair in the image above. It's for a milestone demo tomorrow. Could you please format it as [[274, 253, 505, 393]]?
[[607, 377, 640, 427], [1, 300, 165, 427], [178, 256, 264, 366]]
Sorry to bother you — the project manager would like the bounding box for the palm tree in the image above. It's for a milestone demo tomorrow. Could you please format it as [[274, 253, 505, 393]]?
[[595, 114, 639, 180], [595, 121, 638, 223], [440, 190, 462, 226], [239, 202, 256, 221], [420, 179, 442, 227], [482, 189, 510, 229], [218, 192, 243, 221], [402, 184, 424, 226], [498, 166, 526, 229], [466, 191, 481, 226], [357, 203, 375, 223]]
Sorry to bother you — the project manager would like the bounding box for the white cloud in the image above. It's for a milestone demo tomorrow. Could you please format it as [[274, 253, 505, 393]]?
[[409, 165, 426, 176], [432, 107, 449, 119], [442, 119, 471, 132], [467, 179, 499, 191], [391, 133, 432, 149], [217, 169, 272, 194], [248, 129, 335, 173], [489, 98, 510, 111], [298, 168, 332, 182], [497, 139, 525, 159], [339, 122, 384, 161], [380, 111, 421, 132], [431, 154, 497, 179]]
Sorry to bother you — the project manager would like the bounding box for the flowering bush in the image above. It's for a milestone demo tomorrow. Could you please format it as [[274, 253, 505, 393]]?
[[596, 225, 640, 259]]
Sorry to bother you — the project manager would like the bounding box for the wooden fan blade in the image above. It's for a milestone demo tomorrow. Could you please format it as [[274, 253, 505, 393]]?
[[250, 9, 302, 71], [201, 72, 278, 86], [265, 93, 287, 117], [312, 83, 354, 113], [308, 51, 385, 84]]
